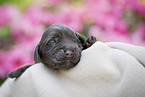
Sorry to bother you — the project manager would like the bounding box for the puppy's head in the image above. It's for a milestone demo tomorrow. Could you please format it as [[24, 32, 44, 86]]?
[[34, 24, 86, 69]]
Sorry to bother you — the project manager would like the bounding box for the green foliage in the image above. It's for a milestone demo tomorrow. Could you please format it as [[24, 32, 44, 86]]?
[[0, 26, 10, 38], [123, 10, 145, 32], [0, 78, 5, 86], [0, 0, 32, 10]]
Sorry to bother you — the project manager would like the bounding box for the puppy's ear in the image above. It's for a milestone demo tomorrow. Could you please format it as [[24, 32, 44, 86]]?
[[75, 33, 87, 48], [34, 44, 41, 63]]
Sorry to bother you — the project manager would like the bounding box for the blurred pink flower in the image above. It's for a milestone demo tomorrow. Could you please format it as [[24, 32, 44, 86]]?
[[25, 4, 83, 31], [0, 41, 39, 79], [0, 4, 44, 44], [131, 24, 145, 46], [110, 0, 126, 16], [95, 15, 128, 35], [46, 0, 62, 5], [126, 0, 145, 16], [82, 0, 128, 35], [0, 50, 9, 78], [0, 5, 21, 26], [25, 4, 48, 25], [56, 6, 83, 31], [25, 4, 59, 25], [7, 47, 34, 69], [11, 17, 44, 43], [88, 25, 131, 43], [2, 44, 34, 76]]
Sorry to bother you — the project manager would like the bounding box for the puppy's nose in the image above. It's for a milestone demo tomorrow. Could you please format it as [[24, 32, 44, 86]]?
[[65, 51, 73, 58]]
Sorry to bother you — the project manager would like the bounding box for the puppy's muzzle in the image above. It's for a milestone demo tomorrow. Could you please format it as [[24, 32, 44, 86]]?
[[65, 51, 73, 58], [63, 44, 79, 58], [55, 43, 80, 61]]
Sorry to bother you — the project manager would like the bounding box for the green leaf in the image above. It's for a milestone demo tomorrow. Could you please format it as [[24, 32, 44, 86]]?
[[0, 26, 10, 38], [0, 78, 5, 86], [0, 0, 33, 11]]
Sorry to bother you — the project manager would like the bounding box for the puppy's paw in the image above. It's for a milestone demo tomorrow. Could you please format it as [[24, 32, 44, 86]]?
[[8, 69, 22, 78], [86, 36, 96, 47], [8, 64, 33, 78]]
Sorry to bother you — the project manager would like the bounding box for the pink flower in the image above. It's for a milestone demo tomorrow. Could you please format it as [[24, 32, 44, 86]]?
[[0, 42, 36, 78], [25, 4, 59, 25], [11, 17, 44, 43], [110, 0, 126, 16], [88, 25, 131, 43], [93, 12, 128, 35], [131, 24, 145, 46], [126, 0, 145, 16], [0, 5, 21, 26], [8, 49, 33, 69], [7, 44, 34, 71], [82, 0, 128, 35], [24, 4, 83, 31], [25, 4, 48, 25], [55, 5, 83, 31], [46, 0, 62, 5], [0, 50, 9, 78]]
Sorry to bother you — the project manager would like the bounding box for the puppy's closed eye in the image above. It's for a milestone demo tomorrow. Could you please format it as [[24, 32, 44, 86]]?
[[48, 37, 59, 43]]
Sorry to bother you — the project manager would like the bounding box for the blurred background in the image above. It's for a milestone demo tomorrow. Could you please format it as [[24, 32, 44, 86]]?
[[0, 0, 145, 85]]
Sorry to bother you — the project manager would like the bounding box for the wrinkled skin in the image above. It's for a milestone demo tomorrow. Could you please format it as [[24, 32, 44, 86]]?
[[8, 24, 96, 78]]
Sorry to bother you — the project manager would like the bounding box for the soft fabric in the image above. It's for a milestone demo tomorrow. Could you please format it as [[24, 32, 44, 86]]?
[[0, 41, 145, 97]]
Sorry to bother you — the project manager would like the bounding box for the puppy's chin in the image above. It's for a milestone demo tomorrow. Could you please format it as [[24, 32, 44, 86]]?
[[48, 59, 80, 70]]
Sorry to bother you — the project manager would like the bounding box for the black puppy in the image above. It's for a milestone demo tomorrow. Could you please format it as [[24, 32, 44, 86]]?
[[8, 24, 96, 78]]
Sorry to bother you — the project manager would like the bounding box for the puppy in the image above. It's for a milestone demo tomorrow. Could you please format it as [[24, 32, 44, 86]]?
[[8, 24, 96, 78]]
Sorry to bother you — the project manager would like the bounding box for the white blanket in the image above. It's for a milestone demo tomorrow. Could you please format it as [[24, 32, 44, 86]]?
[[0, 41, 145, 97]]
